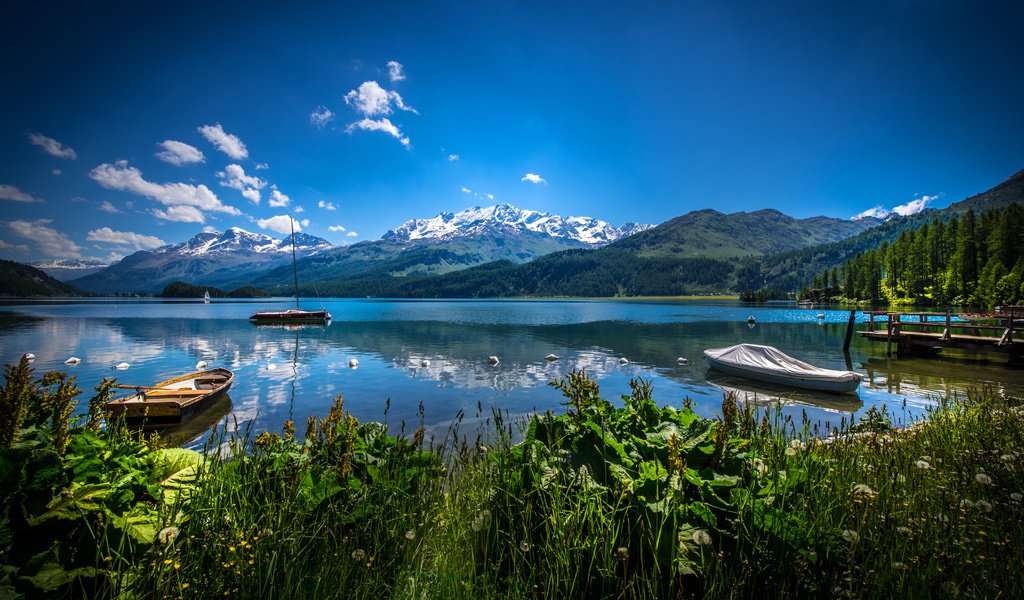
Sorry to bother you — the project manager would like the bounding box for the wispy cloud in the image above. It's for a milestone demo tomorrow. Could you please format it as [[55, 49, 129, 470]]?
[[310, 106, 335, 128], [293, 205, 304, 213], [318, 200, 337, 211], [0, 184, 43, 203], [4, 219, 80, 257], [86, 227, 166, 250], [0, 239, 30, 253], [197, 123, 248, 159], [202, 225, 218, 233], [90, 160, 240, 223], [155, 140, 205, 166], [461, 187, 472, 193], [448, 154, 460, 161], [346, 231, 358, 237], [387, 60, 406, 82], [328, 224, 346, 232], [27, 133, 77, 160], [98, 201, 121, 214], [347, 118, 410, 147], [152, 206, 205, 223], [52, 169, 62, 176], [216, 164, 266, 203], [254, 162, 269, 170], [268, 187, 290, 208], [257, 215, 302, 235], [522, 173, 547, 185]]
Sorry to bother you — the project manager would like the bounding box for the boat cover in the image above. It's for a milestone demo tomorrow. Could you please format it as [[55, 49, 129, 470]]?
[[703, 344, 860, 383]]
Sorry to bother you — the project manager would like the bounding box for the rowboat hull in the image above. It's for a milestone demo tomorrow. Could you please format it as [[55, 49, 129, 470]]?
[[704, 344, 861, 394], [105, 368, 234, 429], [249, 309, 331, 324]]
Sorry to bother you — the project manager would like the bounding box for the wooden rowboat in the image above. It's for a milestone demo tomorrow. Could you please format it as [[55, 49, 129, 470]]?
[[105, 368, 234, 429]]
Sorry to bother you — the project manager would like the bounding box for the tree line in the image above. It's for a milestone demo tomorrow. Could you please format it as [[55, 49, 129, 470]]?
[[809, 204, 1024, 308]]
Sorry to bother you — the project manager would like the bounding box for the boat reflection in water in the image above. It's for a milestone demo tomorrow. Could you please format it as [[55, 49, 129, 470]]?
[[704, 370, 863, 415], [158, 392, 233, 447]]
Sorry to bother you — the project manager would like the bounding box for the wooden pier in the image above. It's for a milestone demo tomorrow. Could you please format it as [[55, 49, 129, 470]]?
[[858, 306, 1024, 360]]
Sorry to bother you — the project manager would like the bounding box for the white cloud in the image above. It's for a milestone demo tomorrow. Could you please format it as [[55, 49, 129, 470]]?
[[0, 184, 43, 203], [155, 140, 205, 166], [98, 201, 121, 214], [27, 133, 77, 160], [522, 173, 547, 185], [893, 194, 938, 216], [90, 161, 240, 220], [52, 169, 62, 176], [202, 226, 218, 233], [254, 162, 269, 170], [318, 200, 337, 211], [257, 215, 302, 235], [310, 106, 335, 128], [86, 227, 166, 250], [448, 154, 459, 161], [328, 225, 346, 232], [387, 60, 406, 82], [299, 219, 310, 228], [293, 205, 304, 213], [4, 219, 80, 257], [486, 193, 494, 200], [0, 239, 30, 253], [152, 206, 205, 223], [852, 206, 890, 220], [102, 251, 126, 263], [346, 118, 410, 147], [268, 187, 290, 208], [344, 81, 417, 117], [197, 123, 248, 159], [461, 187, 471, 193], [216, 164, 266, 204], [346, 231, 358, 237]]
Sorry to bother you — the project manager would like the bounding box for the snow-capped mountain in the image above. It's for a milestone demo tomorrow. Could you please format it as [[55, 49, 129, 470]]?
[[30, 258, 110, 281], [383, 204, 652, 246], [160, 227, 333, 256], [69, 228, 334, 294]]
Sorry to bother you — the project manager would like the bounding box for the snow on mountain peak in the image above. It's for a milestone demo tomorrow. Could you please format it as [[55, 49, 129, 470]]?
[[383, 203, 650, 246]]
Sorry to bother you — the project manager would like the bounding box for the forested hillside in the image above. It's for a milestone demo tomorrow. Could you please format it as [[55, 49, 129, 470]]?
[[0, 260, 84, 297], [812, 204, 1024, 308]]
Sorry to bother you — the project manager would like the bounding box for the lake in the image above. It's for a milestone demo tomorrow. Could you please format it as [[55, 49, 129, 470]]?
[[2, 298, 1023, 449]]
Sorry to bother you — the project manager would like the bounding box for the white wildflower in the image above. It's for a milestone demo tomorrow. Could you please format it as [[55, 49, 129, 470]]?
[[975, 473, 992, 485], [405, 529, 416, 541], [751, 458, 768, 478], [915, 460, 931, 470], [852, 483, 874, 497], [352, 549, 366, 561], [785, 447, 798, 457]]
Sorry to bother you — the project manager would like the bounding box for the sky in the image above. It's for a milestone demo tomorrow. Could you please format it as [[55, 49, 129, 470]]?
[[1, 0, 1023, 264]]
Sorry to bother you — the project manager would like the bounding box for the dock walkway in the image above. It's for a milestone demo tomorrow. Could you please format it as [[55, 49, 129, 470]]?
[[858, 306, 1024, 359]]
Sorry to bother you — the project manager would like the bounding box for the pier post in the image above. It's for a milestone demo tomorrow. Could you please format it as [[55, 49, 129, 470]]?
[[843, 310, 856, 351]]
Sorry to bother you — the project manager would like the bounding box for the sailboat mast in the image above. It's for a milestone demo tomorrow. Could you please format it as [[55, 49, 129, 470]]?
[[290, 216, 299, 309]]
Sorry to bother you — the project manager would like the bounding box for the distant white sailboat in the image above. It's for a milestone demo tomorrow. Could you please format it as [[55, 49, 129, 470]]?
[[203, 290, 211, 303]]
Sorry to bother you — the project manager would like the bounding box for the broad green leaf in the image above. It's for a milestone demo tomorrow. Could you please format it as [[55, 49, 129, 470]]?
[[20, 563, 100, 592], [28, 483, 111, 525]]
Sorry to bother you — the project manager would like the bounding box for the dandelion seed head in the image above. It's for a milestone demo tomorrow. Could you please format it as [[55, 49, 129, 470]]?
[[960, 499, 974, 509], [785, 447, 797, 457], [975, 473, 992, 485], [1010, 492, 1022, 503], [915, 460, 931, 470], [519, 540, 531, 552], [352, 549, 366, 561], [897, 526, 912, 536], [852, 483, 874, 497], [405, 529, 416, 540], [692, 530, 712, 546], [157, 526, 180, 545], [751, 458, 768, 478], [976, 500, 993, 513]]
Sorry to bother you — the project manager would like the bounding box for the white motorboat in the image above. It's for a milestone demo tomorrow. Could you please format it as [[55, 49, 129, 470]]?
[[704, 343, 861, 393]]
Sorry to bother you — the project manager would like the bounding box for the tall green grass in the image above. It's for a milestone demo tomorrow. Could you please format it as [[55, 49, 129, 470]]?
[[1, 359, 1022, 598]]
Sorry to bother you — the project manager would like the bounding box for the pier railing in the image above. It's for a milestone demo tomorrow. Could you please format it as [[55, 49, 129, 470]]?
[[862, 307, 1024, 356]]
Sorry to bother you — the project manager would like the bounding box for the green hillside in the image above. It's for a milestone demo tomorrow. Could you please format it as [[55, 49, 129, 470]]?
[[0, 260, 85, 297]]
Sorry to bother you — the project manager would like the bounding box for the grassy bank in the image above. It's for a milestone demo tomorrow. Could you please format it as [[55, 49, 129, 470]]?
[[1, 358, 1022, 598]]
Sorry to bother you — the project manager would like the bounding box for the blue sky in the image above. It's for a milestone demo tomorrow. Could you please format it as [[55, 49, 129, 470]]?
[[1, 0, 1022, 263]]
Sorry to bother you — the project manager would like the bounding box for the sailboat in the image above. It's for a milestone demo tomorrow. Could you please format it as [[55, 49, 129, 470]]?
[[249, 216, 331, 324], [203, 290, 211, 303]]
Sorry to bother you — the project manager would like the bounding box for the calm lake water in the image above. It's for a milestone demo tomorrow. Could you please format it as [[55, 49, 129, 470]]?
[[2, 298, 1023, 449]]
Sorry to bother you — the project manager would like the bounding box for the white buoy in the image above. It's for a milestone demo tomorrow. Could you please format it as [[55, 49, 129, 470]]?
[[23, 353, 35, 361], [420, 359, 430, 367], [348, 358, 359, 368], [545, 354, 559, 361], [747, 315, 756, 324], [196, 360, 209, 370], [816, 313, 825, 319], [676, 357, 689, 365], [114, 362, 130, 370], [619, 357, 629, 365], [64, 357, 81, 365], [488, 356, 500, 365], [267, 364, 277, 371]]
